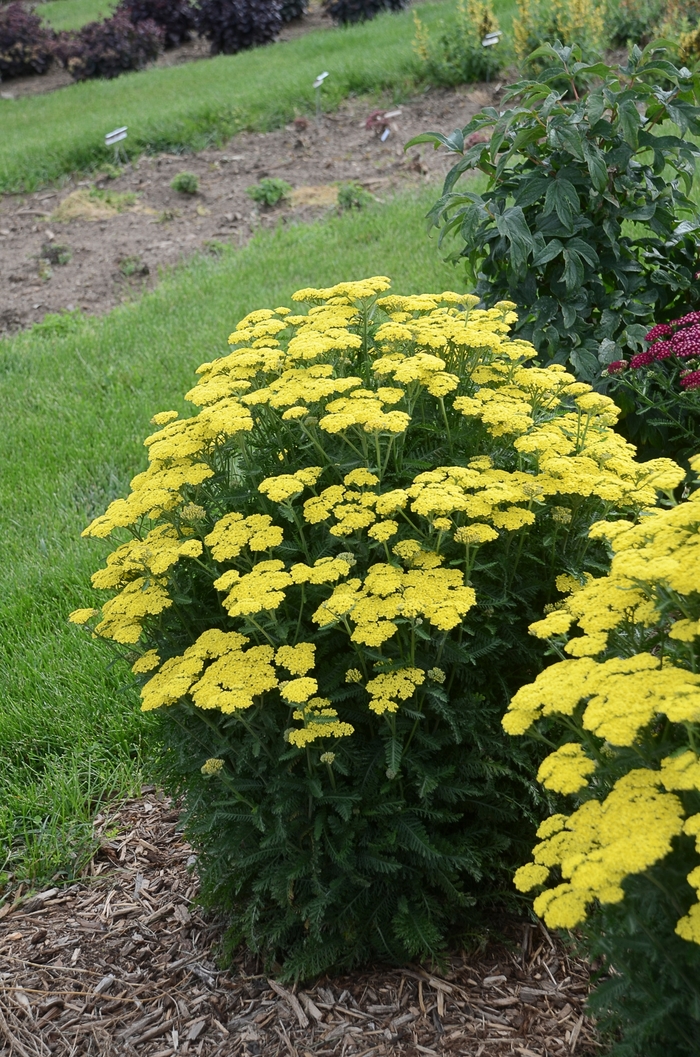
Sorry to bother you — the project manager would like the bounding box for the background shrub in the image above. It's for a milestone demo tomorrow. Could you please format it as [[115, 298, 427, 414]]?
[[514, 0, 605, 68], [323, 0, 406, 27], [72, 277, 682, 979], [279, 0, 308, 21], [413, 0, 502, 88], [116, 0, 197, 48], [503, 460, 700, 1056], [0, 3, 55, 79], [410, 44, 700, 381], [54, 14, 163, 81], [195, 0, 282, 55], [604, 0, 665, 46]]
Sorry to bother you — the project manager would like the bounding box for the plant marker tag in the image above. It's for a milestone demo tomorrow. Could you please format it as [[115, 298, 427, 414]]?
[[313, 71, 329, 123], [105, 126, 128, 146], [105, 126, 128, 164], [482, 31, 501, 47]]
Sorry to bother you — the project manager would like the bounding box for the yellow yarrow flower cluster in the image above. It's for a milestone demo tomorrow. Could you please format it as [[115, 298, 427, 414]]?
[[73, 277, 684, 764], [504, 462, 700, 945]]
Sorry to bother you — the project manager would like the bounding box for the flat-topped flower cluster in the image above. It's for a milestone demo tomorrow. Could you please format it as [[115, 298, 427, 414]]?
[[72, 276, 680, 752], [70, 276, 684, 976], [504, 458, 700, 946]]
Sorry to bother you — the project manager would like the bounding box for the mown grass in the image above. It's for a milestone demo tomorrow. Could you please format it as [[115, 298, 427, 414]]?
[[0, 186, 463, 895], [0, 0, 517, 193], [39, 0, 117, 32]]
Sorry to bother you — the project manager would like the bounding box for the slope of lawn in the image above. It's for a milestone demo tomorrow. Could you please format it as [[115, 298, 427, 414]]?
[[0, 0, 518, 193], [0, 187, 464, 895], [39, 0, 117, 32]]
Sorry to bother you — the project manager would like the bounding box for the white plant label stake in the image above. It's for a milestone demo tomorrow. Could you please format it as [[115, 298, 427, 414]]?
[[313, 71, 328, 124], [105, 126, 128, 164]]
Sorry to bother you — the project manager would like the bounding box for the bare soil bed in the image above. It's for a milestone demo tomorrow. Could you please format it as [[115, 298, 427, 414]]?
[[0, 84, 496, 336], [0, 791, 598, 1057]]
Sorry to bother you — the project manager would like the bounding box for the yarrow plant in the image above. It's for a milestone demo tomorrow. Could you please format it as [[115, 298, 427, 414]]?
[[607, 308, 700, 465], [71, 277, 682, 978], [503, 461, 700, 1054]]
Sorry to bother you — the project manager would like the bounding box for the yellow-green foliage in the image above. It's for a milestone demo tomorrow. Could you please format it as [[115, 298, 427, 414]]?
[[413, 0, 501, 87], [515, 0, 604, 62], [504, 458, 700, 945]]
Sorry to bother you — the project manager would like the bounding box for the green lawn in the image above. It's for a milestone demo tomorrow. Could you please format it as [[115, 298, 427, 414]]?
[[0, 187, 463, 895], [0, 0, 517, 193], [39, 0, 117, 32]]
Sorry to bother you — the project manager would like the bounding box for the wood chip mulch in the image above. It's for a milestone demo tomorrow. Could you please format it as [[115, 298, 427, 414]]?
[[0, 793, 600, 1057]]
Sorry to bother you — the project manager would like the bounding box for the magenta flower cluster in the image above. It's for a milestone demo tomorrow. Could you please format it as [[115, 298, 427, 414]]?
[[609, 310, 700, 389]]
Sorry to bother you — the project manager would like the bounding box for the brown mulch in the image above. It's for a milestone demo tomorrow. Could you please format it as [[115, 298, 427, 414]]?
[[0, 793, 599, 1056]]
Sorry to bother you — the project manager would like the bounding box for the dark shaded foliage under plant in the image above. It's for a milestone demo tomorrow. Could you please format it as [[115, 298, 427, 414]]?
[[54, 13, 164, 81], [0, 3, 55, 79], [322, 0, 406, 27], [195, 0, 282, 55], [409, 42, 700, 382], [116, 0, 197, 48], [279, 0, 308, 21], [582, 854, 700, 1056]]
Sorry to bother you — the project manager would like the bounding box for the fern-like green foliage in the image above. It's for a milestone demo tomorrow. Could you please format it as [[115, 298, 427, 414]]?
[[582, 855, 700, 1055]]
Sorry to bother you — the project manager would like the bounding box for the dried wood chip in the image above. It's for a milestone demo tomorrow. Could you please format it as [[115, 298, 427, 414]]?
[[268, 979, 310, 1028]]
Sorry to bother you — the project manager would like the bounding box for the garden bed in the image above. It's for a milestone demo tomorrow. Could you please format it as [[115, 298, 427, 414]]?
[[0, 791, 598, 1057], [0, 83, 494, 335]]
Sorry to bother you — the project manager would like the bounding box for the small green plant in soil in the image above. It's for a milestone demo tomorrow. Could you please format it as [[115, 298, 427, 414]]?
[[170, 171, 199, 195], [410, 41, 700, 382], [89, 186, 138, 210], [118, 254, 149, 277], [246, 176, 292, 207], [336, 181, 374, 211], [41, 242, 72, 266]]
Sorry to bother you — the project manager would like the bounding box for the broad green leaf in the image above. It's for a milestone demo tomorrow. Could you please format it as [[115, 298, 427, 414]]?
[[544, 178, 579, 229]]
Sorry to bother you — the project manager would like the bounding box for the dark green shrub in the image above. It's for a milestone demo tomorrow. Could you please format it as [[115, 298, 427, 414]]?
[[409, 43, 700, 381], [195, 0, 281, 55]]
